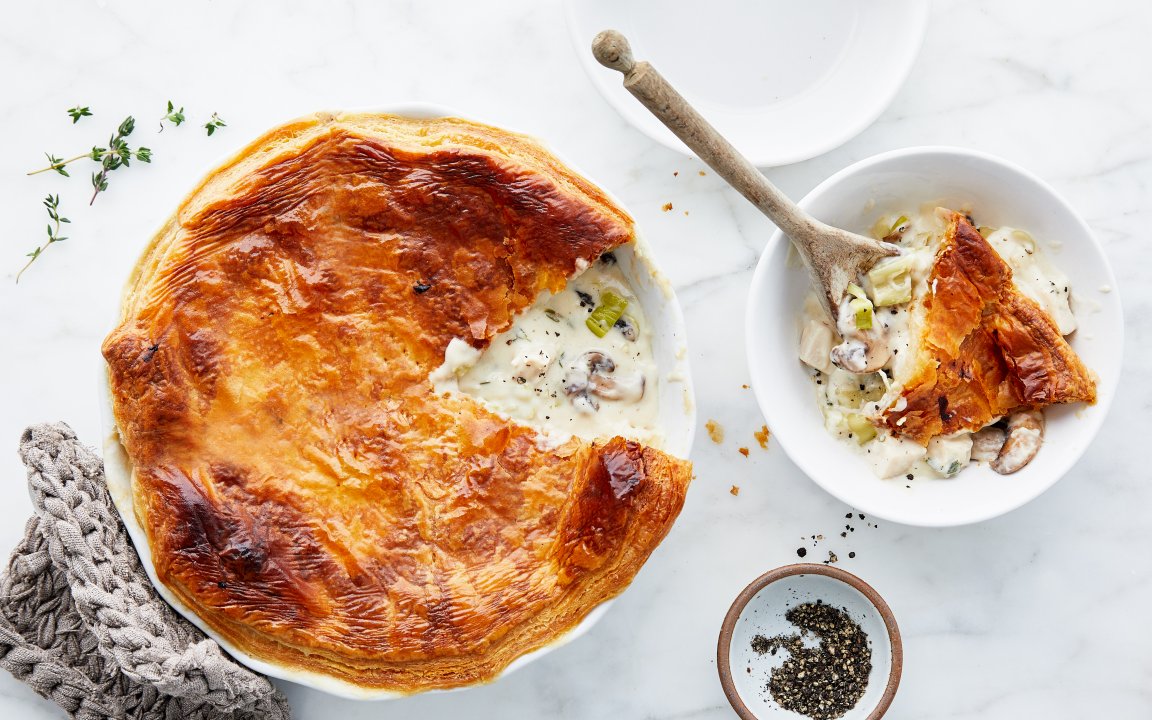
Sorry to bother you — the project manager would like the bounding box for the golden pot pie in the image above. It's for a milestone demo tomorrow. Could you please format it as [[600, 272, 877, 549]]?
[[102, 112, 693, 693]]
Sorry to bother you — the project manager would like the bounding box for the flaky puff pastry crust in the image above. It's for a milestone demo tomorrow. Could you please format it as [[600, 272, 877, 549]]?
[[884, 212, 1096, 444], [102, 112, 693, 693]]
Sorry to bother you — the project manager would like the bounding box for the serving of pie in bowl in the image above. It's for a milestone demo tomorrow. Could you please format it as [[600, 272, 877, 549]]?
[[746, 147, 1121, 527], [100, 108, 694, 698]]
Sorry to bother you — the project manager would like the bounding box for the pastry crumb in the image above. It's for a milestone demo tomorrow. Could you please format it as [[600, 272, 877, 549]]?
[[754, 425, 770, 449], [683, 210, 689, 216], [662, 202, 673, 212], [738, 447, 749, 457], [698, 170, 706, 176], [730, 485, 740, 496], [705, 419, 724, 444], [673, 171, 679, 177], [741, 384, 749, 389]]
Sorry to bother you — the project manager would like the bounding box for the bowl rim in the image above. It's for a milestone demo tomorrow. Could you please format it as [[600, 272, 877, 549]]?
[[745, 144, 1124, 527], [716, 563, 903, 720], [99, 101, 697, 700]]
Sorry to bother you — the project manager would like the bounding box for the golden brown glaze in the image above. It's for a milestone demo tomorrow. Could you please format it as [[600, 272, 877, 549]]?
[[102, 113, 692, 692], [884, 212, 1096, 444]]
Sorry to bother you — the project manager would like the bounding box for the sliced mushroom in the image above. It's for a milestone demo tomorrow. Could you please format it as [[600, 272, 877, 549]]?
[[589, 371, 645, 402], [614, 314, 639, 342], [562, 351, 645, 411], [563, 368, 598, 412], [583, 351, 614, 374], [970, 426, 1007, 463], [990, 411, 1044, 475], [830, 296, 892, 374]]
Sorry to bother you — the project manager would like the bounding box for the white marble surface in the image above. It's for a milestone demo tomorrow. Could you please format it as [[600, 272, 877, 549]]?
[[2, 1, 1150, 717]]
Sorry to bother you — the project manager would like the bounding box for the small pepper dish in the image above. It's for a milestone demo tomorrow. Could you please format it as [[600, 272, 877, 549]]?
[[717, 564, 902, 720]]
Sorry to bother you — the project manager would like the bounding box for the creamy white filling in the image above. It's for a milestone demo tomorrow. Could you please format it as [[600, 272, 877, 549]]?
[[984, 227, 1077, 334], [432, 256, 661, 448], [799, 207, 1077, 480]]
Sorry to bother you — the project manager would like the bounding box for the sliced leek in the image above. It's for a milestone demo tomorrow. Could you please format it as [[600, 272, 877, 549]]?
[[867, 254, 916, 307], [869, 214, 910, 241], [886, 215, 910, 238], [585, 291, 628, 337], [849, 297, 874, 330], [846, 413, 878, 444]]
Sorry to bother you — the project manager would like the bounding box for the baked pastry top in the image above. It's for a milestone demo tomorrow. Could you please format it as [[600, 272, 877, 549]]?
[[102, 112, 693, 692], [884, 212, 1096, 443]]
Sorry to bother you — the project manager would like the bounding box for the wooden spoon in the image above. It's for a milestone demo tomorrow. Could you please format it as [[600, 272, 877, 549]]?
[[592, 29, 898, 372]]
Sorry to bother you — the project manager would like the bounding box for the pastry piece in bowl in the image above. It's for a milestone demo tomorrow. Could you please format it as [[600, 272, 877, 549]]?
[[101, 112, 693, 697], [882, 212, 1096, 445]]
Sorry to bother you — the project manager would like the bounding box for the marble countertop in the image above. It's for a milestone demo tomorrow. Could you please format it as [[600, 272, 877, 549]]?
[[2, 1, 1150, 717]]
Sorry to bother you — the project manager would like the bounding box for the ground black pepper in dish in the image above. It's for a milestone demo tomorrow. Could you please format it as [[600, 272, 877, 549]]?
[[750, 602, 871, 720], [750, 634, 772, 655]]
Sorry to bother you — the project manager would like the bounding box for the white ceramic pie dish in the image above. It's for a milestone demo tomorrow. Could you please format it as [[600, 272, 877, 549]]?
[[99, 103, 696, 699], [746, 146, 1122, 527], [564, 0, 928, 166]]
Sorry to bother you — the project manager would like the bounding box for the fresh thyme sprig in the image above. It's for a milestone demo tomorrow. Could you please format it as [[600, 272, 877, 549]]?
[[28, 115, 152, 202], [67, 106, 92, 124], [17, 195, 70, 282], [204, 112, 226, 136], [87, 117, 152, 204], [160, 100, 185, 130]]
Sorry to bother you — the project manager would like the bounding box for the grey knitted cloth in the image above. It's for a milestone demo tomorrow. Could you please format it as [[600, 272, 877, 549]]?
[[0, 423, 291, 720]]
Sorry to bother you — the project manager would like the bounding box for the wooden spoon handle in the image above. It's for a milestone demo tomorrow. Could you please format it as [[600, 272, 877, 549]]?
[[591, 29, 814, 242]]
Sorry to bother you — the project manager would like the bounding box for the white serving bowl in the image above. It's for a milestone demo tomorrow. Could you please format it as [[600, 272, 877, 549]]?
[[564, 0, 927, 166], [100, 104, 696, 699], [746, 147, 1122, 527]]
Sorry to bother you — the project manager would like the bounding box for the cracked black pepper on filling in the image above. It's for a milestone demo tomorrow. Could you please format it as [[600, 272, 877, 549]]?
[[750, 601, 871, 720]]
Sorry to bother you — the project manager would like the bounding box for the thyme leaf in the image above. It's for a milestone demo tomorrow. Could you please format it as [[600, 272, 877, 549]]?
[[66, 106, 92, 123], [160, 100, 185, 130], [204, 112, 226, 136]]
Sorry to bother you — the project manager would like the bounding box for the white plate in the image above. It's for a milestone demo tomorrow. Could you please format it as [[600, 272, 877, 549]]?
[[565, 0, 928, 166], [100, 103, 696, 699], [746, 147, 1123, 527]]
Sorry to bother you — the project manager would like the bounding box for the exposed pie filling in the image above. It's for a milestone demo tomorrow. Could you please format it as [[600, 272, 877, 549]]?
[[433, 254, 661, 449]]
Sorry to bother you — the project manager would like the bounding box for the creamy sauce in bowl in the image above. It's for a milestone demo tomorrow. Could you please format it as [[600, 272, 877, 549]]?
[[432, 253, 661, 448]]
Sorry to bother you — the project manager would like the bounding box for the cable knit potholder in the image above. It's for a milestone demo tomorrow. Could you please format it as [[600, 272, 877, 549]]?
[[0, 422, 291, 720]]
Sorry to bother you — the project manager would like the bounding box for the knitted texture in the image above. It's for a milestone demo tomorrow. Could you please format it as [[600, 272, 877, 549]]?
[[0, 423, 291, 720]]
